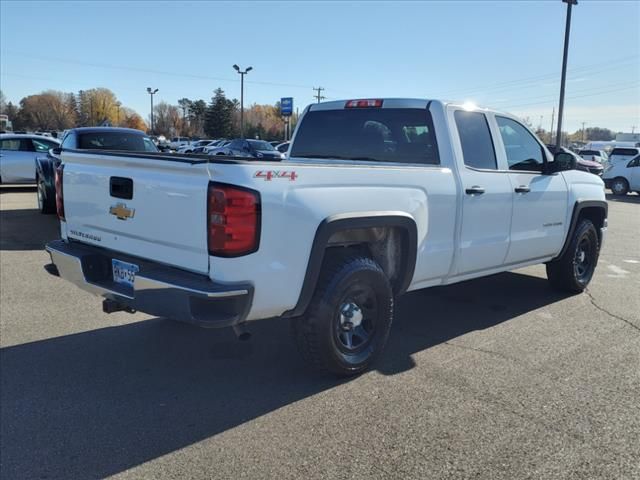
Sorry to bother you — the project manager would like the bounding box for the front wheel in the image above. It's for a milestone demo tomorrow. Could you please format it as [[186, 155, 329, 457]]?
[[546, 219, 599, 293], [610, 177, 629, 196], [292, 254, 394, 377]]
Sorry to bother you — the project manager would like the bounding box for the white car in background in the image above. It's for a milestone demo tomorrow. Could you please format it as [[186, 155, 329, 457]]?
[[607, 147, 640, 166], [578, 149, 608, 165], [203, 140, 230, 154], [169, 136, 192, 150], [0, 134, 60, 183], [604, 154, 640, 196], [176, 139, 214, 154]]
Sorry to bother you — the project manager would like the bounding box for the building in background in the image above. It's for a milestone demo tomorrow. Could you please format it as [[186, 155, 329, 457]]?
[[616, 132, 640, 142], [0, 114, 13, 132]]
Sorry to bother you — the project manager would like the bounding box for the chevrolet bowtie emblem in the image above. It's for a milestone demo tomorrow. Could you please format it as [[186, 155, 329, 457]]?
[[109, 203, 135, 220]]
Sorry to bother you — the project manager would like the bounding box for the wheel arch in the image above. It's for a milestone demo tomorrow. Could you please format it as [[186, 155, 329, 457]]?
[[283, 212, 418, 318], [555, 200, 607, 260]]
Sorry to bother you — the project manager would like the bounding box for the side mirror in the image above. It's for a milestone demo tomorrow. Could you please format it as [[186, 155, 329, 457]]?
[[551, 152, 576, 172], [49, 147, 62, 158]]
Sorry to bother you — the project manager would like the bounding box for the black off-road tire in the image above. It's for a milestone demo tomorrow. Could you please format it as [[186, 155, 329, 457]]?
[[292, 254, 394, 377], [36, 173, 55, 214], [546, 219, 599, 293]]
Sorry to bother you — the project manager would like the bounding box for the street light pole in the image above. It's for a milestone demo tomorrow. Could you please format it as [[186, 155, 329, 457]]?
[[555, 0, 578, 149], [147, 87, 158, 134], [233, 64, 253, 139]]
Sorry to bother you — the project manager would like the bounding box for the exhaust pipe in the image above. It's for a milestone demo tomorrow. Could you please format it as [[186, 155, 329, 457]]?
[[232, 324, 252, 341]]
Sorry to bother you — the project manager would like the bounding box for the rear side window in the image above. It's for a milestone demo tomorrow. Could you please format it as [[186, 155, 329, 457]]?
[[454, 111, 497, 170], [1, 138, 34, 151], [611, 148, 639, 156], [290, 108, 439, 165]]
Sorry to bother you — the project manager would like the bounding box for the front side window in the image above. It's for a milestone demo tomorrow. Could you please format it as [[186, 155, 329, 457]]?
[[454, 110, 497, 170], [627, 156, 640, 168], [290, 107, 439, 165], [496, 116, 545, 172], [32, 139, 58, 152]]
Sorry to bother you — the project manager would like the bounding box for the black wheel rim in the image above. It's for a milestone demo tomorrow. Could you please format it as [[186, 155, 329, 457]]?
[[334, 285, 377, 354], [573, 236, 593, 281]]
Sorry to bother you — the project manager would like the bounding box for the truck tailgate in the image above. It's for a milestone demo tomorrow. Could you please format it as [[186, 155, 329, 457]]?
[[61, 151, 211, 274]]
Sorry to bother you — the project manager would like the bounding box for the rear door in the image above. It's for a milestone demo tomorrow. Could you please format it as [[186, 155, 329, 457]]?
[[0, 137, 37, 182], [450, 109, 513, 275], [62, 151, 211, 274], [492, 115, 568, 263]]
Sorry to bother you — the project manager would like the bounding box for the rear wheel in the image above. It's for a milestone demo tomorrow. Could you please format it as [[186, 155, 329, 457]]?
[[546, 219, 599, 293], [36, 173, 55, 214], [610, 177, 629, 196], [292, 254, 394, 377]]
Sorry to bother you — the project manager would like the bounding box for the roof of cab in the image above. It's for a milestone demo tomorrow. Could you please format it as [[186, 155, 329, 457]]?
[[69, 127, 147, 135]]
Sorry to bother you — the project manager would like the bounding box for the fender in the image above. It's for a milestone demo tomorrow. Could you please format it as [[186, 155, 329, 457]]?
[[283, 212, 418, 318], [554, 200, 608, 260]]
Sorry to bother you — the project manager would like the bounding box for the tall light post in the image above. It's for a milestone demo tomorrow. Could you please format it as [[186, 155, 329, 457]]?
[[555, 0, 578, 149], [147, 87, 158, 134], [233, 64, 252, 138]]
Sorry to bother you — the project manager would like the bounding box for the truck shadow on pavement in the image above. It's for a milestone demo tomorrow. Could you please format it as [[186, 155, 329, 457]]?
[[0, 271, 568, 479], [0, 208, 60, 250]]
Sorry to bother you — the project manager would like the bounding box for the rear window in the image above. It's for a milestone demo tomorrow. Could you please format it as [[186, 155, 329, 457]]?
[[610, 148, 639, 156], [579, 150, 600, 156], [248, 140, 275, 151], [78, 132, 158, 152], [290, 108, 439, 165]]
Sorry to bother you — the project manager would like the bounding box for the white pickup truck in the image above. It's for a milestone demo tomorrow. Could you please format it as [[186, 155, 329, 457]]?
[[46, 99, 607, 376]]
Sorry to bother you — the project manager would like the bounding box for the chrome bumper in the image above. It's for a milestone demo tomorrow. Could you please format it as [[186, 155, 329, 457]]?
[[45, 240, 253, 328]]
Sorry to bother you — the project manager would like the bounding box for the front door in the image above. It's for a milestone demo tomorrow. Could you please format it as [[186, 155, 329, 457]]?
[[493, 116, 568, 263]]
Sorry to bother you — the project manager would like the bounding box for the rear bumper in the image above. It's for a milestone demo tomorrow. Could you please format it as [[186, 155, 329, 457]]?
[[45, 240, 253, 328]]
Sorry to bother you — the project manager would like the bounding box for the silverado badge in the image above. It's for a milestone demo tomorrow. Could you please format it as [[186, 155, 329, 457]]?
[[109, 203, 135, 220]]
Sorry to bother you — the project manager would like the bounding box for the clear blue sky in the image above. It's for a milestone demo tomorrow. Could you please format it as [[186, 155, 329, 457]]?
[[1, 0, 638, 132]]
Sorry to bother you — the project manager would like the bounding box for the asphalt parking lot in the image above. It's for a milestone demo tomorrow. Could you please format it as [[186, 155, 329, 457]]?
[[1, 187, 638, 480]]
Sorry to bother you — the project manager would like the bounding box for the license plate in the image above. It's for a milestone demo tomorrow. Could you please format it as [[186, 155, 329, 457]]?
[[112, 259, 139, 288]]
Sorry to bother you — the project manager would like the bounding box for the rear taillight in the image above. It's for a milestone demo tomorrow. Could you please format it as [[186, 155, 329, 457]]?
[[345, 99, 383, 108], [207, 182, 260, 257], [54, 164, 65, 221]]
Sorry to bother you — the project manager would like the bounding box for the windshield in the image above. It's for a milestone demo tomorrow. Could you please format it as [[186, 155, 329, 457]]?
[[248, 140, 275, 151], [290, 108, 439, 164], [78, 131, 159, 152]]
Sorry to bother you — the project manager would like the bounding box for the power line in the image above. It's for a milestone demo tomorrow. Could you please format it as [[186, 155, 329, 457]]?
[[489, 80, 640, 106], [500, 84, 639, 110], [436, 54, 639, 98]]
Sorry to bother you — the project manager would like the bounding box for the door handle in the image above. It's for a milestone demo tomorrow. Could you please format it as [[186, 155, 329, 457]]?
[[515, 185, 531, 193], [465, 186, 485, 195]]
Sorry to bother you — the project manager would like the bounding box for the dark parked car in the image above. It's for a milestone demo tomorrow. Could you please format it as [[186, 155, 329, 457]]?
[[546, 144, 603, 177], [215, 138, 281, 160], [36, 127, 158, 214]]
